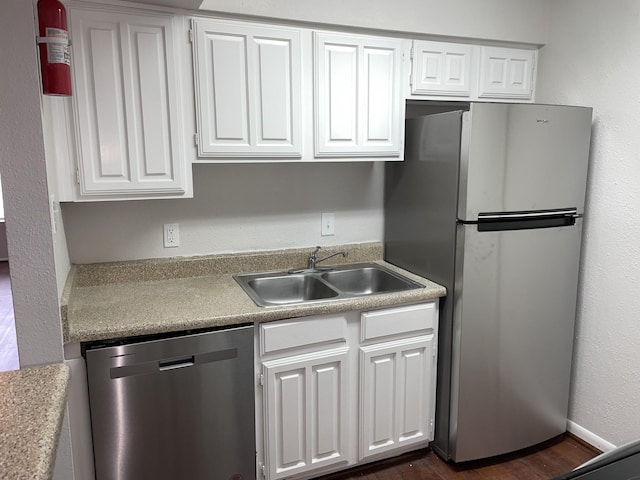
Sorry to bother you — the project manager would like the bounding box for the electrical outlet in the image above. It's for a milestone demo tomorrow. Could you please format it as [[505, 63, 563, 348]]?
[[163, 223, 180, 248], [321, 213, 335, 236]]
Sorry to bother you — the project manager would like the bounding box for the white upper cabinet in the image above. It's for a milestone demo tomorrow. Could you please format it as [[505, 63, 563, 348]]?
[[406, 41, 537, 102], [314, 32, 403, 157], [191, 19, 302, 158], [478, 46, 536, 99], [70, 8, 189, 197], [410, 40, 473, 96]]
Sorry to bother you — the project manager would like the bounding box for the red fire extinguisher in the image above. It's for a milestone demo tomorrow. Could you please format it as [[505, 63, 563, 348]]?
[[37, 0, 72, 96]]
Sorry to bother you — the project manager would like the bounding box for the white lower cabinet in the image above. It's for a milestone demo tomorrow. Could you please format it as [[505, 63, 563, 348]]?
[[257, 301, 438, 480], [360, 335, 435, 460], [262, 348, 349, 479]]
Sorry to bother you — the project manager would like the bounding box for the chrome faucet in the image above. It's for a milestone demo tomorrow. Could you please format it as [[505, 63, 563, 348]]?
[[307, 246, 348, 270]]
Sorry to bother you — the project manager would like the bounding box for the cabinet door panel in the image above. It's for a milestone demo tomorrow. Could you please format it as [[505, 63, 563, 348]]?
[[199, 30, 250, 148], [126, 24, 174, 181], [411, 40, 473, 96], [84, 22, 129, 181], [397, 345, 429, 442], [250, 28, 301, 155], [363, 46, 394, 144], [70, 10, 186, 196], [324, 43, 358, 145], [263, 348, 348, 480], [312, 362, 344, 463], [314, 32, 402, 157], [478, 46, 535, 99], [254, 38, 293, 143], [370, 353, 396, 449], [278, 369, 306, 467], [214, 36, 249, 141], [360, 336, 435, 460], [193, 20, 302, 157]]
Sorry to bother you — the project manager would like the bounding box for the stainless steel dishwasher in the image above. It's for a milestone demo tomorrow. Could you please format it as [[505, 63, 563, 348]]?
[[85, 325, 255, 480]]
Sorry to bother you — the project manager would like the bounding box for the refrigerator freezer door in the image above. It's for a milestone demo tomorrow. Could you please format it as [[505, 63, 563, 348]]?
[[385, 112, 462, 284], [450, 219, 583, 462], [458, 103, 592, 221]]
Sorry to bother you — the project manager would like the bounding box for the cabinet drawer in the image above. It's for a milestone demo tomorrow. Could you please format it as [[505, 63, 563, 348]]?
[[361, 302, 436, 342], [260, 315, 348, 356]]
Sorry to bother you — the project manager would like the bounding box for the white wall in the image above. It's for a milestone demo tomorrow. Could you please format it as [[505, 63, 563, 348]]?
[[0, 1, 73, 478], [62, 162, 385, 263], [537, 0, 640, 448], [41, 96, 73, 296], [198, 0, 550, 46], [0, 0, 64, 374]]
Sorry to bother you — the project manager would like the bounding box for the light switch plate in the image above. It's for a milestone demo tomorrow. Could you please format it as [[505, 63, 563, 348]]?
[[321, 213, 335, 236]]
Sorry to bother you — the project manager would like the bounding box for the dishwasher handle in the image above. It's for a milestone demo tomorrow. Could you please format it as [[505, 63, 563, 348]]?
[[159, 356, 195, 371], [110, 348, 238, 379]]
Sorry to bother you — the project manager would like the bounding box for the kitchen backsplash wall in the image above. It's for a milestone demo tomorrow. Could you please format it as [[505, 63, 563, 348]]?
[[62, 162, 385, 264]]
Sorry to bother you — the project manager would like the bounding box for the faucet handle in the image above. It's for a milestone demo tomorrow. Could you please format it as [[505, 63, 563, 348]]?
[[306, 246, 322, 269]]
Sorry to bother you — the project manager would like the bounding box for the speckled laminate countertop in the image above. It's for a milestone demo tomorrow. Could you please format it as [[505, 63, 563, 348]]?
[[62, 243, 446, 344], [0, 364, 70, 480]]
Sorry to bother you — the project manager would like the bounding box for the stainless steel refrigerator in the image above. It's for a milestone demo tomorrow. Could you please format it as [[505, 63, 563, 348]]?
[[384, 103, 592, 463]]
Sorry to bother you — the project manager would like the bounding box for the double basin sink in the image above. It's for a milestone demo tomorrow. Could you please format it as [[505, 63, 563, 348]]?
[[234, 262, 424, 307]]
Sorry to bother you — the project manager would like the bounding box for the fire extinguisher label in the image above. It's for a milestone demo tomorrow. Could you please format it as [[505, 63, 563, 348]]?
[[45, 27, 70, 66]]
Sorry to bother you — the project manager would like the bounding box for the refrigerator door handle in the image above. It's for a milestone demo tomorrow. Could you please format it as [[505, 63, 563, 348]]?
[[472, 208, 579, 232], [477, 208, 578, 221]]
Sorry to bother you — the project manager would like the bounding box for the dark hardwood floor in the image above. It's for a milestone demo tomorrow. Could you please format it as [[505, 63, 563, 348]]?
[[317, 434, 600, 480]]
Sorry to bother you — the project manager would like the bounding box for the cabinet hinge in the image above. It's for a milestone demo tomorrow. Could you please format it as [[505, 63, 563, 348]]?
[[258, 462, 266, 478], [75, 169, 80, 185], [194, 133, 199, 146], [410, 47, 414, 61], [257, 373, 264, 387], [188, 29, 194, 44], [429, 418, 434, 435]]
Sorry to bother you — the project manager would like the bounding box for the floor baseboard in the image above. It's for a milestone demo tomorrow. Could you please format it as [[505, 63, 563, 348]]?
[[567, 420, 616, 452]]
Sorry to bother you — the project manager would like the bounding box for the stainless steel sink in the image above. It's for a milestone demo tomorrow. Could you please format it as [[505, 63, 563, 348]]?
[[321, 267, 420, 295], [246, 274, 339, 306], [234, 263, 424, 307]]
